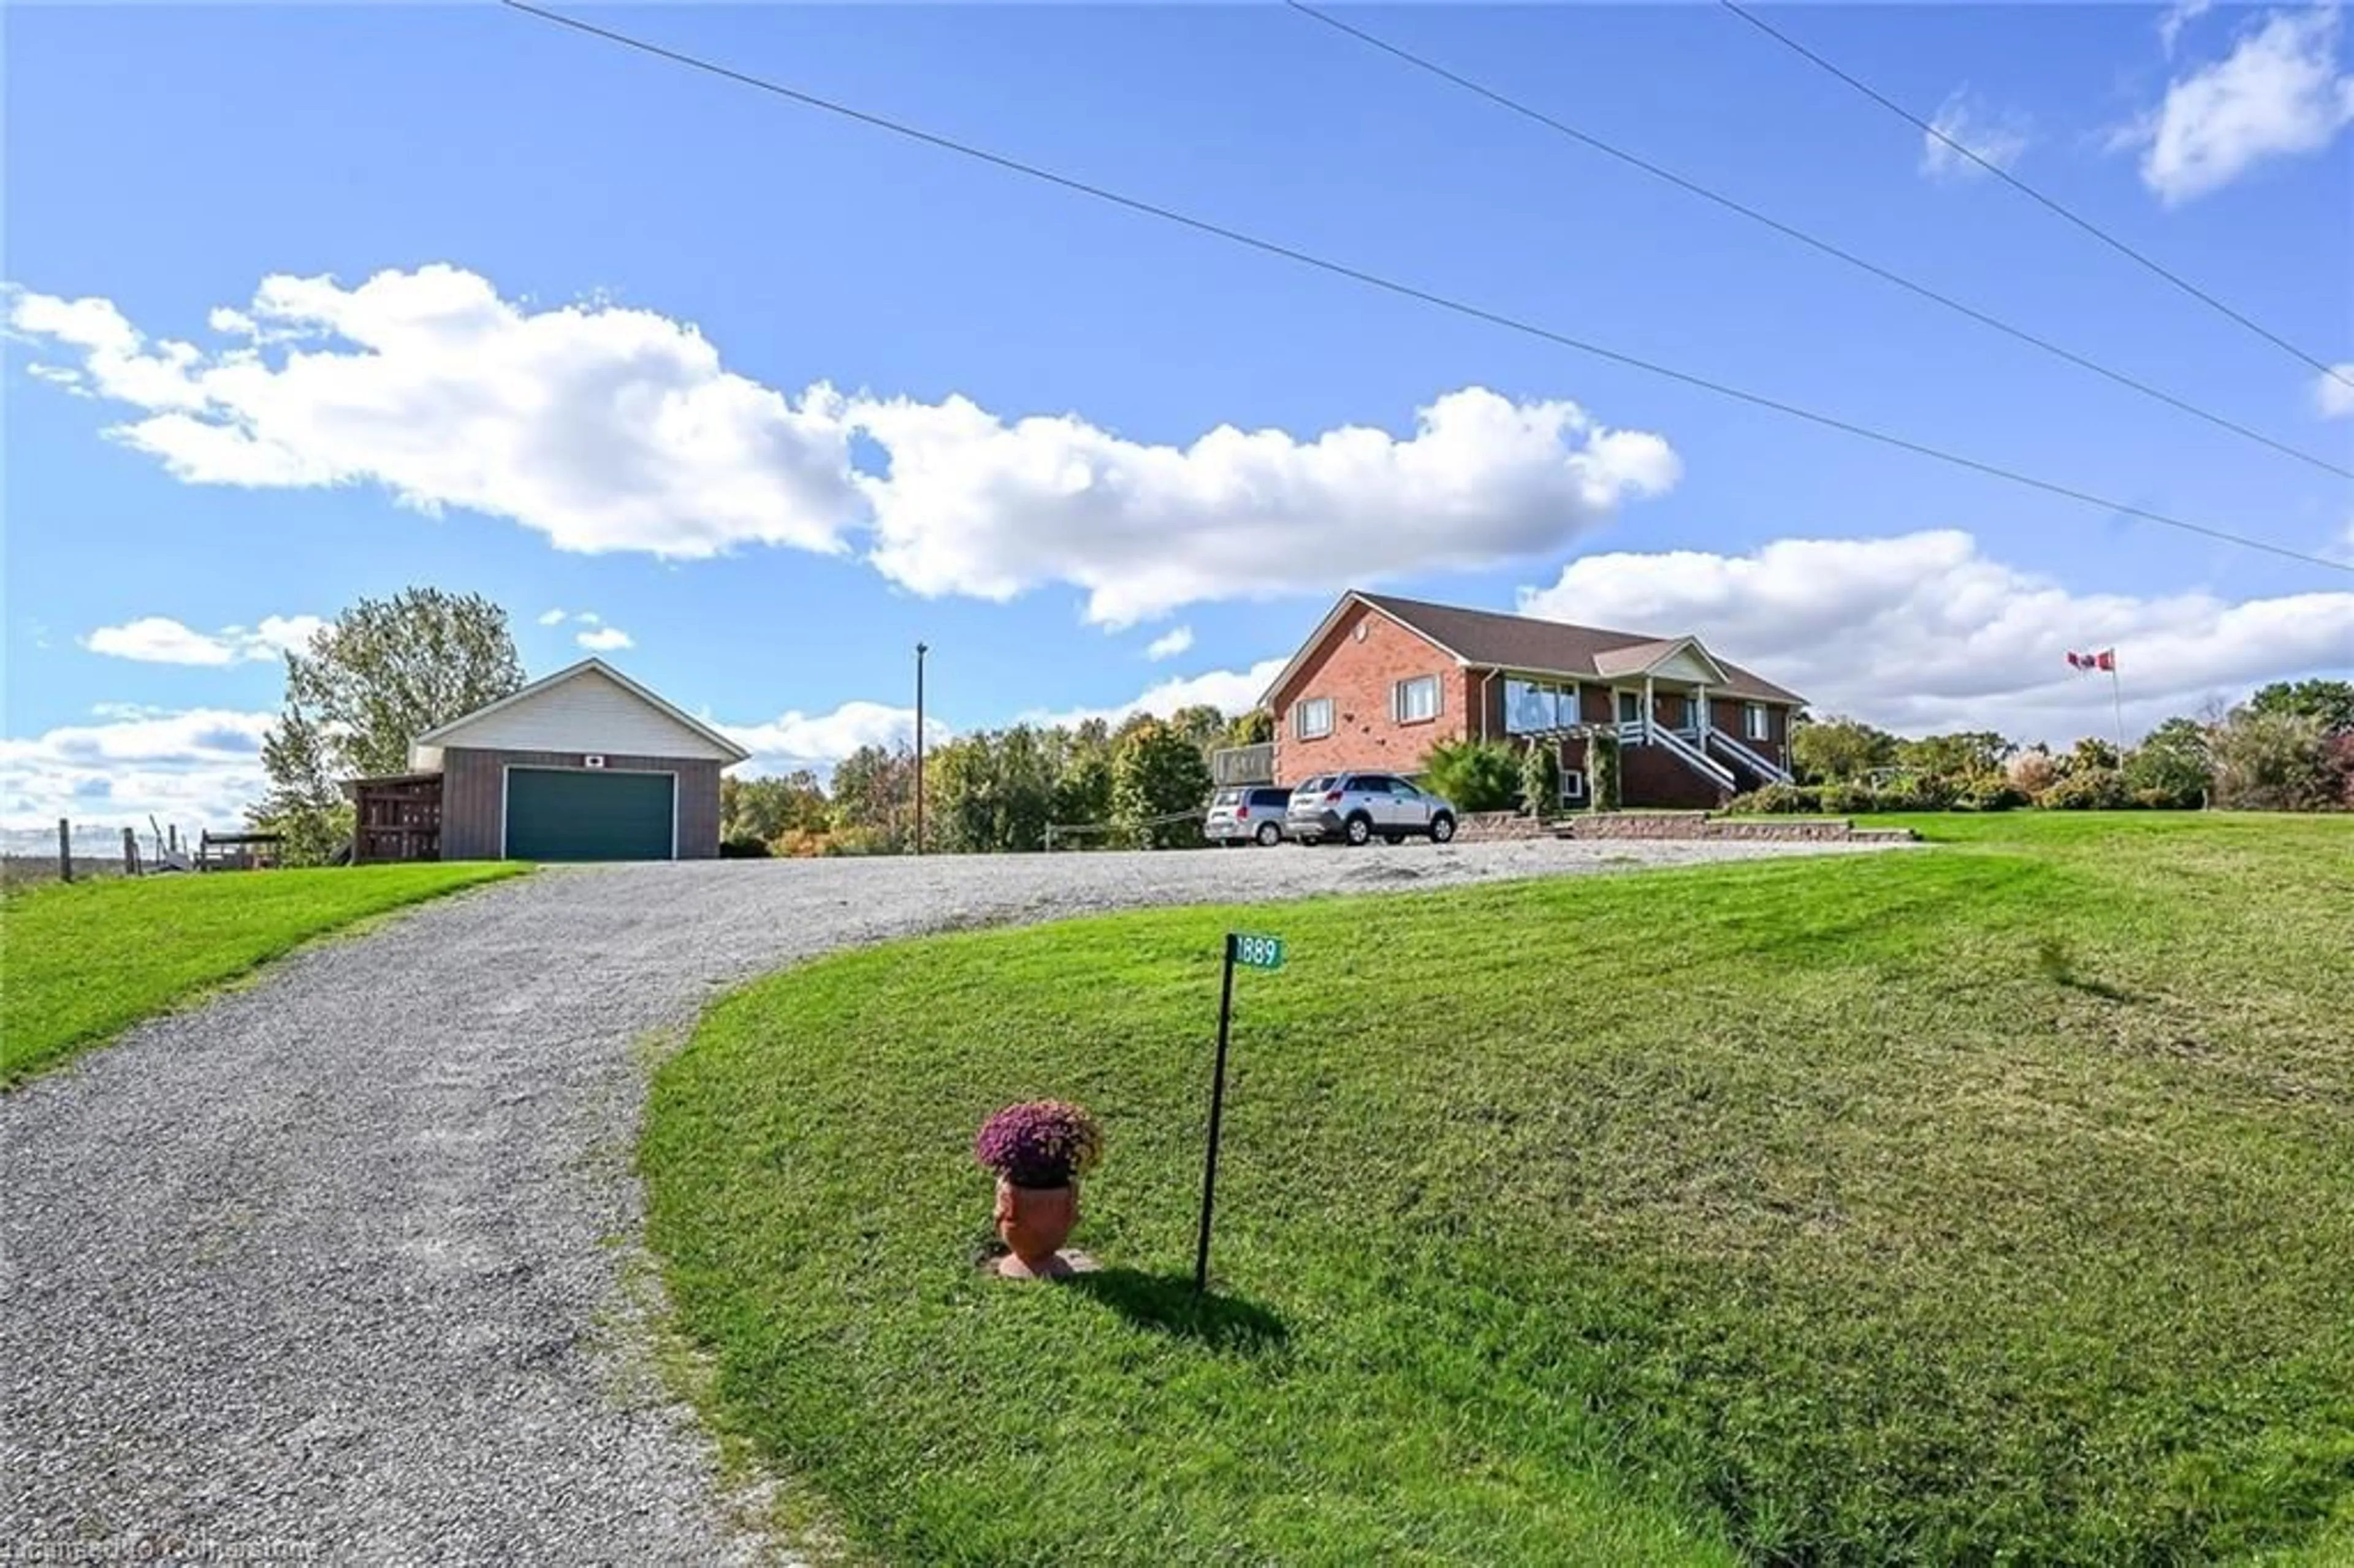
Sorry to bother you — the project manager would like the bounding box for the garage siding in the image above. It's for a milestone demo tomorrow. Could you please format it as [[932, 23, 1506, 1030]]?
[[440, 747, 723, 860]]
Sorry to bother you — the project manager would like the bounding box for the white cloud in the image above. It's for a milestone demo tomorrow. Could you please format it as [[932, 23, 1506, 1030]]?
[[82, 614, 322, 666], [1920, 88, 2033, 179], [2160, 0, 2214, 56], [2117, 6, 2354, 204], [536, 607, 569, 626], [1024, 657, 1290, 732], [576, 625, 634, 652], [0, 707, 275, 840], [11, 267, 1680, 626], [855, 387, 1677, 628], [1145, 626, 1195, 661], [1517, 530, 2354, 743], [720, 700, 948, 777], [5, 267, 861, 558], [2315, 364, 2354, 419]]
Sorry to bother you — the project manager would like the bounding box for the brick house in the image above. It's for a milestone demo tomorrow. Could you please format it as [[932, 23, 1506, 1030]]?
[[1258, 592, 1804, 809]]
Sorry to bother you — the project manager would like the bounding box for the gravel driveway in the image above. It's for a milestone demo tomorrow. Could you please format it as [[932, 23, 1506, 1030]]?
[[2, 838, 1894, 1564]]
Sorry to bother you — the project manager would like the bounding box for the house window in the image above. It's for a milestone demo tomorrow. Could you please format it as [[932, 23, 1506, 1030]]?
[[1560, 769, 1586, 803], [1617, 691, 1642, 725], [1295, 696, 1335, 740], [1504, 679, 1577, 736], [1393, 674, 1441, 725], [1744, 702, 1770, 742]]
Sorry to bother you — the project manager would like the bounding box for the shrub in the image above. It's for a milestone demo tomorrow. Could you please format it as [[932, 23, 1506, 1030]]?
[[719, 834, 772, 859], [1420, 739, 1521, 813], [973, 1100, 1105, 1189], [1729, 783, 1823, 815], [2130, 787, 2187, 810], [2040, 768, 2130, 810], [2008, 748, 2065, 795], [1965, 780, 2030, 812], [1820, 782, 1874, 815], [1518, 742, 1560, 817]]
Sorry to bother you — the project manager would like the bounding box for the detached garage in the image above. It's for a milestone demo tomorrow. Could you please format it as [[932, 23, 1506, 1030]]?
[[349, 658, 749, 863]]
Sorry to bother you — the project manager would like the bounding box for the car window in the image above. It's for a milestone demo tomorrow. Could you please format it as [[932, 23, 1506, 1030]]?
[[1251, 788, 1290, 807], [1297, 777, 1330, 794], [1392, 779, 1421, 797], [1211, 789, 1242, 807]]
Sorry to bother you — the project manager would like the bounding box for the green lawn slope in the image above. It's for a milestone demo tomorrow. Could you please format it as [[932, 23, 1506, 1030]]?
[[645, 815, 2354, 1566], [2, 862, 523, 1084]]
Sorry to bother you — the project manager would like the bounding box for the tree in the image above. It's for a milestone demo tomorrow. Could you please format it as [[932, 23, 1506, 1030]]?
[[2069, 737, 2121, 774], [1789, 716, 1899, 783], [721, 772, 829, 845], [249, 706, 351, 864], [1897, 731, 2015, 782], [254, 587, 525, 859], [1167, 704, 1228, 756], [1221, 710, 1275, 748], [2246, 679, 2354, 737], [830, 743, 919, 851], [1110, 718, 1214, 848], [2123, 718, 2211, 807], [284, 588, 525, 778]]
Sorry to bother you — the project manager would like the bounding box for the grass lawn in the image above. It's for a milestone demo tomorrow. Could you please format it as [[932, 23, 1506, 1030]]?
[[1, 862, 523, 1085], [644, 815, 2354, 1566]]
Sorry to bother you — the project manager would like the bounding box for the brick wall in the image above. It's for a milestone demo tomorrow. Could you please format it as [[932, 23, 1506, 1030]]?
[[1709, 698, 1791, 768], [1271, 599, 1471, 784], [1620, 740, 1732, 810]]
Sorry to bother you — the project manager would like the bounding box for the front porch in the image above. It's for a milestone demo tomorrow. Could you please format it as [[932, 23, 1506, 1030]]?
[[1479, 649, 1793, 807]]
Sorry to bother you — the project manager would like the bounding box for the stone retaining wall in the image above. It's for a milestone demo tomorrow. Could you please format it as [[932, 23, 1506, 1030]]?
[[1553, 812, 1916, 845], [1454, 811, 1551, 843]]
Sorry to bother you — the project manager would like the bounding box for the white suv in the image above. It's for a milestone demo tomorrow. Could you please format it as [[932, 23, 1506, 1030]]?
[[1285, 773, 1458, 847]]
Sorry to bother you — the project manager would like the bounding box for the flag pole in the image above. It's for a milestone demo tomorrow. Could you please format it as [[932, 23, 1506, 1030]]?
[[2110, 663, 2127, 755]]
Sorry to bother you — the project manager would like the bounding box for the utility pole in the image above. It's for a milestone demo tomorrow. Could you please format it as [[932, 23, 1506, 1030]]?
[[913, 642, 929, 856]]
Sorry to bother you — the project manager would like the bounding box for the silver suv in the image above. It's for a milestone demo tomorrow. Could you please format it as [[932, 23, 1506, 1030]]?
[[1203, 785, 1295, 847], [1286, 772, 1458, 847]]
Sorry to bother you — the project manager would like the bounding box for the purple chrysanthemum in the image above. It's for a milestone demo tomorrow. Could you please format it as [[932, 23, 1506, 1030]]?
[[974, 1100, 1105, 1189]]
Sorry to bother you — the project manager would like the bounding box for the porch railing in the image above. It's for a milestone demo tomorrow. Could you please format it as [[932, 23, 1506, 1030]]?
[[1705, 728, 1792, 785], [1621, 716, 1737, 791]]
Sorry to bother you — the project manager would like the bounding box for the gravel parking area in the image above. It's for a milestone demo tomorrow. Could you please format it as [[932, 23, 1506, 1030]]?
[[1, 837, 1896, 1564]]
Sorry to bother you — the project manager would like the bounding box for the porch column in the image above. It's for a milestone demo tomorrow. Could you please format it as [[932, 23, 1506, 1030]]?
[[1696, 685, 1709, 737], [1644, 674, 1655, 737]]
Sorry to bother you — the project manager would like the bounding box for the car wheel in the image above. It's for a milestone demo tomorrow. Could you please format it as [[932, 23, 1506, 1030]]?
[[1381, 833, 1403, 845], [1430, 813, 1457, 843], [1344, 814, 1373, 847], [1255, 821, 1281, 847]]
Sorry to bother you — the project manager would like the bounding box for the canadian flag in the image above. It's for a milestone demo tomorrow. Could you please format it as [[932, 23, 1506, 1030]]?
[[2066, 649, 2117, 672]]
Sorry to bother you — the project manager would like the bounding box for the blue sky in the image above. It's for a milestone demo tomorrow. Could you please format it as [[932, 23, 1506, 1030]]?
[[6, 2, 2351, 838]]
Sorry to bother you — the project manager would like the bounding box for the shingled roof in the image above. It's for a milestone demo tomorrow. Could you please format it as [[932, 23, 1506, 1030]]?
[[1267, 592, 1805, 706]]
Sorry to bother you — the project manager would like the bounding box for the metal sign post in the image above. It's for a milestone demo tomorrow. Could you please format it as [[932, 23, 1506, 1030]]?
[[1194, 931, 1284, 1294]]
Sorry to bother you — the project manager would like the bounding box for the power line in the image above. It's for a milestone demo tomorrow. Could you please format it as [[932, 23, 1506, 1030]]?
[[498, 1, 2354, 577], [1287, 1, 2351, 481], [1716, 0, 2354, 395]]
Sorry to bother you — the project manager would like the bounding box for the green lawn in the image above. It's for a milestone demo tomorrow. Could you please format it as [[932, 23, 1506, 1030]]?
[[644, 815, 2354, 1566], [1, 862, 524, 1084]]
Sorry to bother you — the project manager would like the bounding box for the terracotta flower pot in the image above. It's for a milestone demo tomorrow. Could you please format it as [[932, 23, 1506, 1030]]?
[[994, 1177, 1078, 1279]]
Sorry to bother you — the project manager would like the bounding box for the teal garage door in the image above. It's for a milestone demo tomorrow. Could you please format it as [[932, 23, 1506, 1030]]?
[[505, 768, 675, 861]]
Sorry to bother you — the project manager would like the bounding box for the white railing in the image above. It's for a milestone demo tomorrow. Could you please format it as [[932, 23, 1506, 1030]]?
[[1706, 728, 1792, 785], [1620, 716, 1739, 791], [1653, 721, 1737, 791]]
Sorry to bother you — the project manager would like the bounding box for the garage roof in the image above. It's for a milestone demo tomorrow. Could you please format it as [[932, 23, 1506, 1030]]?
[[413, 658, 750, 764]]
